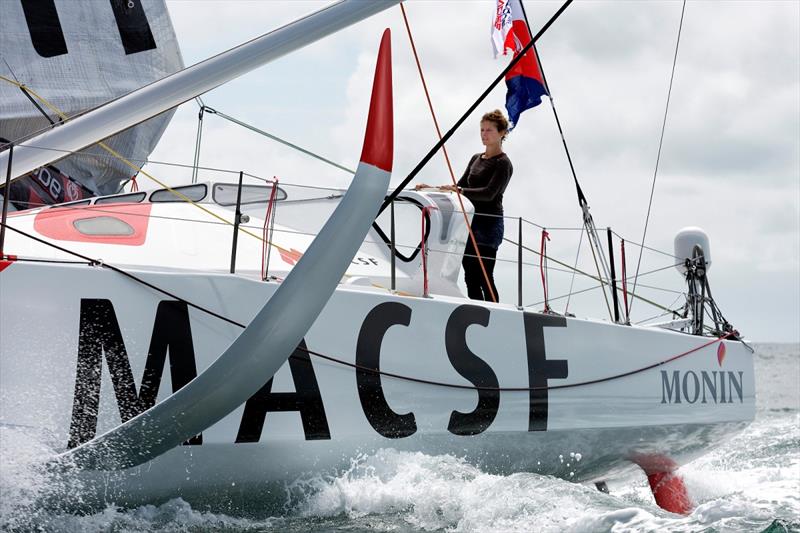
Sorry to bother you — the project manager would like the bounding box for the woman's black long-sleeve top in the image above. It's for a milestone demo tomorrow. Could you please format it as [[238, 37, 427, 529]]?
[[456, 152, 513, 216]]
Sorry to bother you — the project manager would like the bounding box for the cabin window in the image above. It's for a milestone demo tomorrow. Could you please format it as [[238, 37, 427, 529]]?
[[213, 183, 288, 206], [95, 192, 147, 205], [150, 184, 207, 203], [58, 199, 92, 208], [73, 216, 135, 236]]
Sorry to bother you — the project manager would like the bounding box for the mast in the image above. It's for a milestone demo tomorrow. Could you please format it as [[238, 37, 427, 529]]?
[[0, 0, 400, 183]]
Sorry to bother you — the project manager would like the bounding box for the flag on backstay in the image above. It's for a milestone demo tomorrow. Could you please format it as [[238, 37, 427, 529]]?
[[491, 0, 548, 129]]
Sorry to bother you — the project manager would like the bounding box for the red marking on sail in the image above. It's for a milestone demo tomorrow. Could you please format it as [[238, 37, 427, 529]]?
[[279, 248, 304, 266], [717, 343, 726, 366], [359, 29, 393, 173]]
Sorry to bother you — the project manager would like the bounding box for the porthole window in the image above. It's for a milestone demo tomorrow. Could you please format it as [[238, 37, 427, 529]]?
[[150, 184, 207, 203], [95, 192, 146, 205], [213, 183, 287, 206], [73, 216, 135, 236]]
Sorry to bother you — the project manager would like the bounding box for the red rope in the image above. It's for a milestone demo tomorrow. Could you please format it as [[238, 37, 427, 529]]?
[[400, 3, 496, 303], [621, 238, 630, 322], [129, 175, 138, 192], [261, 178, 278, 280], [421, 206, 437, 297], [540, 229, 551, 312]]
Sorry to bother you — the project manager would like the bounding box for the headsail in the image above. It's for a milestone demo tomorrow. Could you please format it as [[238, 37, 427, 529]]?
[[0, 0, 183, 201]]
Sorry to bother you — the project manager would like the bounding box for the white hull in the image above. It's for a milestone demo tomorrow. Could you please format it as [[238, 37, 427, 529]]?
[[0, 260, 755, 509]]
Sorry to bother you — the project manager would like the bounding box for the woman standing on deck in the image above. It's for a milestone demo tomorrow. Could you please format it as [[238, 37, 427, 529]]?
[[416, 110, 513, 301]]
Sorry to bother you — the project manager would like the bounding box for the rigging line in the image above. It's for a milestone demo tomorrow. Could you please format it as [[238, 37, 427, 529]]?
[[527, 276, 676, 314], [379, 0, 574, 214], [611, 229, 681, 260], [528, 262, 684, 313], [18, 86, 57, 126], [399, 2, 496, 303], [305, 331, 733, 393], [9, 132, 667, 242], [503, 235, 680, 290], [585, 222, 614, 318], [3, 201, 430, 257], [0, 84, 294, 255], [520, 0, 614, 311], [191, 106, 205, 185], [517, 0, 585, 205], [2, 197, 684, 299], [0, 57, 20, 83], [0, 75, 106, 143], [0, 76, 291, 255], [4, 256, 91, 266], [635, 294, 685, 324], [1, 223, 246, 327], [630, 0, 687, 316], [7, 196, 681, 297], [628, 281, 683, 295], [512, 0, 614, 315], [564, 227, 583, 314], [80, 141, 290, 251], [203, 106, 357, 175], [1, 221, 734, 393], [8, 143, 245, 177]]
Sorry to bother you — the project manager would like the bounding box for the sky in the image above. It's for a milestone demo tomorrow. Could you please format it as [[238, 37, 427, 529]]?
[[148, 0, 799, 342]]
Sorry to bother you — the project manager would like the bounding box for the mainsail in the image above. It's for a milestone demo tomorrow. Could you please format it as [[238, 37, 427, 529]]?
[[0, 0, 183, 204]]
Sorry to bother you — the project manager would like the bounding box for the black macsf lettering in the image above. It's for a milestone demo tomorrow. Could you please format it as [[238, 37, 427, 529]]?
[[68, 299, 200, 448], [445, 305, 499, 436], [235, 340, 330, 442], [356, 302, 417, 438], [523, 313, 568, 431]]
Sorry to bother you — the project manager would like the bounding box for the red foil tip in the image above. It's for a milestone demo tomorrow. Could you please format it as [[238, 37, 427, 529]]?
[[360, 29, 393, 172]]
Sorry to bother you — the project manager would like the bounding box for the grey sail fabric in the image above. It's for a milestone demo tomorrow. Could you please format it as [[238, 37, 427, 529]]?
[[0, 0, 183, 196]]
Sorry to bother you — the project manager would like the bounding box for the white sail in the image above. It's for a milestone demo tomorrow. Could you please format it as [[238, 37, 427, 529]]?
[[0, 0, 183, 196]]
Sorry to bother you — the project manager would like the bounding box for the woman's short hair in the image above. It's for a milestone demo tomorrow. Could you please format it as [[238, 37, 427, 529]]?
[[481, 109, 510, 139]]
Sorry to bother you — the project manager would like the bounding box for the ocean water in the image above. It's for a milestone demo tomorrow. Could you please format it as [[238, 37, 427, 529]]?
[[1, 343, 797, 532]]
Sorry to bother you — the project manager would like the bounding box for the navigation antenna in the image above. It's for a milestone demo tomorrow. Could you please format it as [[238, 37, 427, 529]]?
[[674, 228, 736, 337]]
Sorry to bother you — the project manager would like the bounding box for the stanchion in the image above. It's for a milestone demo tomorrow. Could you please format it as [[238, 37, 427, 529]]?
[[607, 227, 621, 323], [517, 217, 523, 309], [421, 206, 437, 298], [0, 144, 14, 258], [390, 199, 396, 291], [229, 171, 244, 274]]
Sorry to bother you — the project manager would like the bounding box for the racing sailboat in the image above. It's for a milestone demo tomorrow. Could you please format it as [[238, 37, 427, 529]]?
[[0, 0, 753, 516]]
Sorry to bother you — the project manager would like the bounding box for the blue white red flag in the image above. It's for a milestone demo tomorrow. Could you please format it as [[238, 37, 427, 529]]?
[[491, 0, 548, 129]]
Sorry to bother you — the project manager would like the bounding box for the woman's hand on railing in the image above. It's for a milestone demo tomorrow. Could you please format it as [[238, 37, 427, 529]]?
[[414, 183, 459, 193]]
